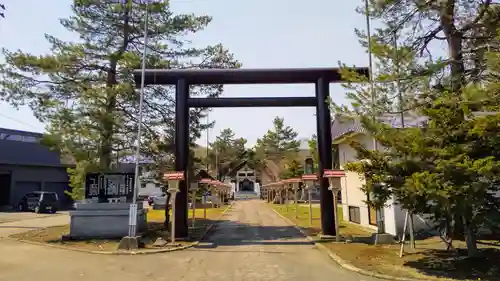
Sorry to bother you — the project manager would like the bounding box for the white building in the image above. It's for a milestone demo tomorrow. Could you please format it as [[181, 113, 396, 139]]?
[[116, 157, 162, 199], [332, 114, 430, 236], [137, 170, 163, 198]]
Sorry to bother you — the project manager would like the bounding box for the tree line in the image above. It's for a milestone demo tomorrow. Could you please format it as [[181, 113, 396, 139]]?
[[0, 1, 239, 198], [0, 0, 313, 199], [202, 116, 316, 181], [336, 0, 500, 257]]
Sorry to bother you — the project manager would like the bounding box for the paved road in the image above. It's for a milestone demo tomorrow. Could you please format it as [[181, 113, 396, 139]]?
[[0, 200, 382, 281], [0, 212, 69, 238], [0, 211, 66, 224]]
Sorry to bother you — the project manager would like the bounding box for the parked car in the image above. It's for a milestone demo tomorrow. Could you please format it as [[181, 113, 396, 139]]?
[[147, 192, 166, 206], [152, 193, 168, 207], [16, 191, 59, 213]]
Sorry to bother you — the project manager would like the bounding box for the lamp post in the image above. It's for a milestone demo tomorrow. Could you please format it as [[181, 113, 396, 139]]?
[[324, 169, 346, 242], [199, 178, 212, 219], [302, 178, 316, 226], [189, 182, 199, 228], [328, 185, 341, 242], [293, 182, 299, 218], [302, 157, 317, 226], [203, 188, 208, 219], [124, 0, 157, 239], [167, 186, 179, 243], [164, 171, 184, 244], [285, 181, 290, 213]]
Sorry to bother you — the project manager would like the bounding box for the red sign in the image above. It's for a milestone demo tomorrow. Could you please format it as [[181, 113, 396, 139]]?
[[323, 169, 346, 178], [302, 174, 318, 181], [199, 178, 213, 184], [163, 171, 184, 180]]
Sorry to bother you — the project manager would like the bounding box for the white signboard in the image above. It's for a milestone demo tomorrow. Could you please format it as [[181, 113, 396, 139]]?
[[128, 203, 138, 226]]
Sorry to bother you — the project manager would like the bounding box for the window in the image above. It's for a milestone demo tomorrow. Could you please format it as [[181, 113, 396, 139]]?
[[26, 193, 41, 200], [23, 136, 38, 142], [348, 206, 361, 224], [42, 193, 58, 202], [0, 133, 39, 142], [5, 134, 22, 141]]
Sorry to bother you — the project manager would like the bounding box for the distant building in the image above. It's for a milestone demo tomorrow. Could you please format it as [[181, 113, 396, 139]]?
[[0, 128, 74, 208], [332, 114, 429, 236]]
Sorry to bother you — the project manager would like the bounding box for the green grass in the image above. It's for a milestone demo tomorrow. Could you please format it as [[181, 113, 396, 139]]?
[[147, 207, 227, 222], [271, 203, 372, 237]]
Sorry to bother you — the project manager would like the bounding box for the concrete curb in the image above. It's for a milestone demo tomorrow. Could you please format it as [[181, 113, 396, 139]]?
[[9, 204, 233, 256], [270, 207, 428, 281]]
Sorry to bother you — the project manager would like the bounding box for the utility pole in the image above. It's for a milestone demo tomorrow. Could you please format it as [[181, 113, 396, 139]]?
[[206, 111, 210, 172], [215, 145, 219, 180], [365, 0, 376, 151], [393, 28, 416, 251], [130, 0, 151, 238], [365, 0, 386, 235]]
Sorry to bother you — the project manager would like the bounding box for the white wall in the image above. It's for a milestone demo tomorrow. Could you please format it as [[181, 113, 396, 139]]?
[[138, 182, 162, 197], [337, 133, 435, 236], [383, 196, 398, 236], [338, 134, 377, 230]]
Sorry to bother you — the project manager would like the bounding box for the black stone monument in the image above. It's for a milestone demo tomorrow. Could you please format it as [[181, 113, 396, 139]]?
[[85, 173, 135, 203]]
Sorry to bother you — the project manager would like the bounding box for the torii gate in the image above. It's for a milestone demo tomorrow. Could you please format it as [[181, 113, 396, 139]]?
[[133, 67, 369, 238]]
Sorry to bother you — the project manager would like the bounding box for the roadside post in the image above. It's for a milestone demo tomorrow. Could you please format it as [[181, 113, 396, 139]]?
[[324, 169, 346, 242], [164, 171, 184, 244], [293, 181, 300, 218], [199, 178, 213, 219], [301, 174, 318, 226], [189, 181, 199, 228], [283, 180, 290, 212], [284, 178, 301, 217]]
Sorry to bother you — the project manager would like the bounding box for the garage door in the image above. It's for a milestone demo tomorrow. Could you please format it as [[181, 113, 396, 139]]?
[[43, 182, 72, 209], [13, 181, 41, 205]]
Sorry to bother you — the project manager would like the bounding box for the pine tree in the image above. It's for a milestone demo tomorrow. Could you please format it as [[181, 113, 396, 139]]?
[[308, 134, 340, 170], [279, 159, 303, 179], [255, 116, 300, 164], [0, 0, 239, 199], [341, 1, 500, 257], [204, 128, 248, 178]]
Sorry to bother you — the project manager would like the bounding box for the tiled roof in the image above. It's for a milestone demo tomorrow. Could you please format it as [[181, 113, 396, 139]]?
[[331, 115, 366, 140], [331, 114, 428, 141]]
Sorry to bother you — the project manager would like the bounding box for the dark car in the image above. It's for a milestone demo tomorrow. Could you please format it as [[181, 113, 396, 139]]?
[[17, 191, 59, 213]]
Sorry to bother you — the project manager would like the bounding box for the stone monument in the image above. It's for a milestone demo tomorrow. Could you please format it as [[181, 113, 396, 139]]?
[[68, 172, 148, 239]]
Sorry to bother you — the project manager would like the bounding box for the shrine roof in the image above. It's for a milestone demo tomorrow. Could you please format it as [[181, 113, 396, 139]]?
[[331, 114, 428, 143]]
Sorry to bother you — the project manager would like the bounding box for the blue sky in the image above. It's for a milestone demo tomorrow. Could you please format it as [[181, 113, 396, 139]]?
[[0, 0, 370, 146]]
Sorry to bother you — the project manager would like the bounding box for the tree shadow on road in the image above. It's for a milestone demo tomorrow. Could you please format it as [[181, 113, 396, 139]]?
[[194, 219, 313, 249]]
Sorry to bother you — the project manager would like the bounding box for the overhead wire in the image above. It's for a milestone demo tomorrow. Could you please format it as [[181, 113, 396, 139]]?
[[0, 112, 41, 131]]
